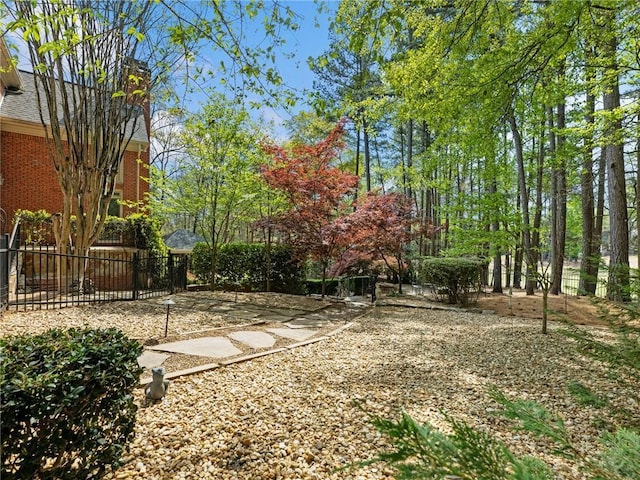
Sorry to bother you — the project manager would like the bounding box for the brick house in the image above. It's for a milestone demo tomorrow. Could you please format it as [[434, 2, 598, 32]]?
[[0, 37, 150, 236]]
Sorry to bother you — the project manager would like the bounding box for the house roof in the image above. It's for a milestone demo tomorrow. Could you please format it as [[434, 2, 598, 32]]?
[[1, 70, 148, 145], [0, 37, 23, 92], [163, 229, 206, 251]]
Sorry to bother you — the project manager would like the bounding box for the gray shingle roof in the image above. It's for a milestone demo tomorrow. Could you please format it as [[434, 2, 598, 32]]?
[[1, 70, 148, 144], [163, 229, 206, 251]]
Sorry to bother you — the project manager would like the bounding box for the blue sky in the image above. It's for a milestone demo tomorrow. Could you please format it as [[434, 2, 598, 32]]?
[[180, 0, 337, 133], [5, 0, 337, 135], [255, 1, 336, 131]]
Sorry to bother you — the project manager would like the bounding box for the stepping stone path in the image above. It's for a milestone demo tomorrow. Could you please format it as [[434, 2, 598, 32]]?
[[264, 327, 316, 341], [138, 351, 170, 369], [148, 336, 242, 358], [139, 298, 369, 373], [227, 331, 276, 349]]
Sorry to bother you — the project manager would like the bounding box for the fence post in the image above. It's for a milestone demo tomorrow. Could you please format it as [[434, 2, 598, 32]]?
[[168, 252, 175, 294], [0, 234, 8, 312], [132, 252, 139, 300]]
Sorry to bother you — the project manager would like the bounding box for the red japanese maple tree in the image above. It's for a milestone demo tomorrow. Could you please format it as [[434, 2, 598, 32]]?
[[259, 121, 358, 297], [334, 192, 439, 294]]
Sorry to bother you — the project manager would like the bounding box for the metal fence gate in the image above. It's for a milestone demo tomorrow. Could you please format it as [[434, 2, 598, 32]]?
[[2, 244, 188, 312]]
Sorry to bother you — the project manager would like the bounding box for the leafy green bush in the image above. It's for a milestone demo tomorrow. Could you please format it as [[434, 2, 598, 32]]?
[[305, 278, 339, 296], [1, 328, 143, 479], [14, 209, 52, 244], [191, 242, 213, 284], [421, 257, 485, 305], [124, 213, 167, 257], [190, 242, 305, 294], [216, 243, 264, 288]]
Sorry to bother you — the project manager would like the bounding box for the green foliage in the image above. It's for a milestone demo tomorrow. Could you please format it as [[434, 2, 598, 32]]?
[[215, 243, 265, 288], [599, 429, 640, 479], [124, 213, 168, 257], [563, 300, 640, 385], [190, 242, 213, 284], [567, 382, 608, 409], [491, 388, 640, 479], [101, 215, 127, 239], [362, 409, 553, 480], [14, 209, 52, 244], [305, 277, 372, 297], [1, 328, 143, 479], [305, 278, 339, 296], [190, 242, 305, 294], [148, 96, 267, 250], [490, 388, 574, 456], [101, 214, 167, 256], [421, 257, 485, 305]]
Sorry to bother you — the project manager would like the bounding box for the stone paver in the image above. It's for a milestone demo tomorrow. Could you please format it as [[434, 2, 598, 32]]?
[[228, 331, 277, 349], [288, 317, 329, 328], [138, 351, 170, 369], [138, 298, 369, 368], [149, 336, 242, 358], [266, 327, 317, 341]]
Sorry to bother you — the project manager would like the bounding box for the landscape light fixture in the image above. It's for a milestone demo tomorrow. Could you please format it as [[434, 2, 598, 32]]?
[[162, 299, 175, 338]]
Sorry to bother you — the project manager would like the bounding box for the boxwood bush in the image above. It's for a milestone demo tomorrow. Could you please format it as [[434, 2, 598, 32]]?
[[421, 257, 485, 305], [190, 242, 305, 294], [1, 328, 143, 479]]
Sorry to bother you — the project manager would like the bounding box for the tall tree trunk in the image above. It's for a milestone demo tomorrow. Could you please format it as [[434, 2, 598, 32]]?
[[547, 104, 558, 287], [354, 124, 361, 208], [491, 179, 503, 293], [637, 112, 640, 264], [550, 98, 567, 295], [535, 119, 545, 272], [265, 227, 272, 292], [603, 34, 630, 302], [363, 115, 372, 192], [596, 150, 606, 258], [406, 119, 413, 201], [507, 111, 535, 295], [579, 55, 598, 295]]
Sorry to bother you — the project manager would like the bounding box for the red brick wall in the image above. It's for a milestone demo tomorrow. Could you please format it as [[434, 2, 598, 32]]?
[[1, 131, 64, 225], [1, 130, 149, 231]]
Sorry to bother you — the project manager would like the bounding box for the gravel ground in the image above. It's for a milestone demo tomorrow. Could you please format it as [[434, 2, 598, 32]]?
[[2, 294, 635, 479]]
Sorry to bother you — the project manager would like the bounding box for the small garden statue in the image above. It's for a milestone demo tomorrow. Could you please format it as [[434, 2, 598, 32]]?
[[145, 367, 170, 401]]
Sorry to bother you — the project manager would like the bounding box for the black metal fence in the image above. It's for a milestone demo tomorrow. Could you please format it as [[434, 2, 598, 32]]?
[[486, 268, 610, 298], [1, 235, 9, 311], [2, 244, 188, 312]]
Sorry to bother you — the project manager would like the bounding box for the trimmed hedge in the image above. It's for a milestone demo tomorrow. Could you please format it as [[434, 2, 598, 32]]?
[[305, 278, 340, 296], [190, 243, 305, 294], [1, 328, 143, 479], [421, 257, 485, 305]]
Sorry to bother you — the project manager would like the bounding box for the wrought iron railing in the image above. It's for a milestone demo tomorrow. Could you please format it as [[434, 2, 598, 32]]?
[[3, 243, 188, 311]]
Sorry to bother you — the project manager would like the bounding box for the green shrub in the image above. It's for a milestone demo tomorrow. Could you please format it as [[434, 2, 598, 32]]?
[[267, 245, 306, 294], [191, 242, 213, 284], [1, 328, 143, 479], [305, 278, 339, 296], [124, 213, 167, 257], [14, 209, 52, 244], [190, 242, 305, 294], [216, 243, 264, 288], [421, 257, 485, 305]]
